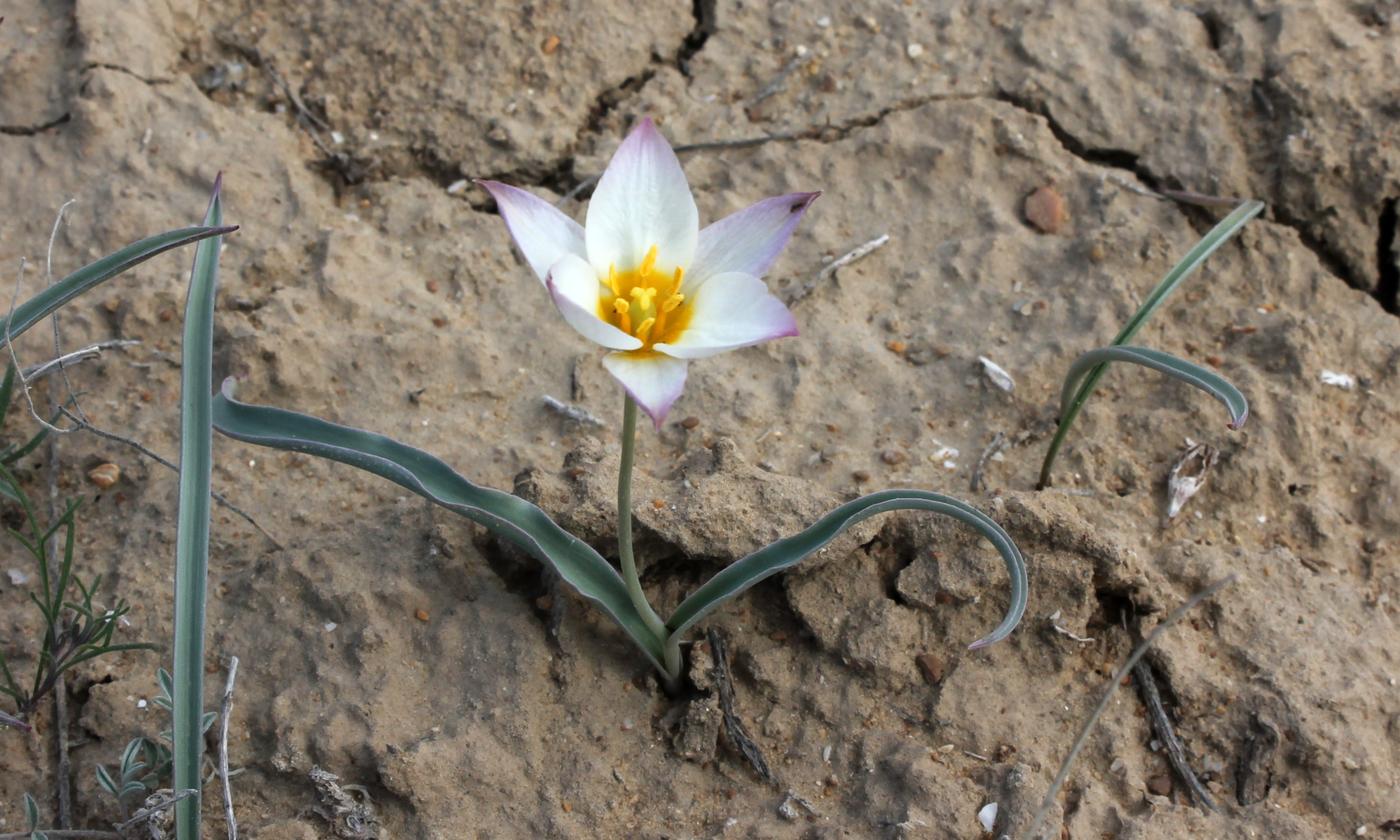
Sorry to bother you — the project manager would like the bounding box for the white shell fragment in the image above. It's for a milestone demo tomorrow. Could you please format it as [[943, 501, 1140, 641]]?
[[1167, 442, 1219, 520], [978, 356, 1015, 392], [6, 568, 28, 586], [1320, 369, 1356, 389], [977, 801, 999, 833]]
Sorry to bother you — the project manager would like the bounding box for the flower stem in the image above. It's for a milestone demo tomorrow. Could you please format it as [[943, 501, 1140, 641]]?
[[616, 396, 677, 683]]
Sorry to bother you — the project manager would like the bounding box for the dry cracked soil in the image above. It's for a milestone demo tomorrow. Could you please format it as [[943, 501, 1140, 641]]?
[[1, 1, 1398, 838]]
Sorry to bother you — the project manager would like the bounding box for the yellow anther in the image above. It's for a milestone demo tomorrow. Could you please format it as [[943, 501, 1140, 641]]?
[[640, 244, 659, 276], [612, 297, 632, 333], [630, 286, 658, 310], [607, 264, 620, 297], [671, 267, 684, 292], [661, 293, 684, 313], [634, 317, 656, 342]]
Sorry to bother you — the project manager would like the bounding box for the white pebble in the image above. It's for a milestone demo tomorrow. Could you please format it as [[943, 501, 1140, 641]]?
[[907, 43, 925, 59], [136, 698, 148, 709], [6, 568, 28, 586], [323, 621, 337, 632], [816, 16, 831, 27], [978, 356, 1015, 392], [1320, 370, 1356, 389], [977, 802, 998, 832], [446, 179, 469, 195]]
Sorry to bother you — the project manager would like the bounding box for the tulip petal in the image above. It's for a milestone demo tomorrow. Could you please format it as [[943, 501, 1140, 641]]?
[[586, 118, 698, 278], [546, 255, 643, 351], [654, 272, 798, 359], [478, 180, 587, 283], [602, 351, 689, 428], [687, 192, 819, 291]]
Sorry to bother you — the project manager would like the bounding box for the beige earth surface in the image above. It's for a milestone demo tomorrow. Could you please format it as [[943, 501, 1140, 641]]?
[[1, 1, 1398, 838]]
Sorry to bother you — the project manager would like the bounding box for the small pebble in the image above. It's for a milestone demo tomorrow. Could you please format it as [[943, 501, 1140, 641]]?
[[542, 35, 561, 54], [431, 316, 448, 328], [415, 608, 430, 622], [88, 463, 121, 489], [852, 469, 871, 483], [426, 279, 440, 293], [915, 652, 946, 684], [1024, 185, 1068, 234], [977, 802, 998, 832], [561, 801, 572, 813], [6, 568, 28, 586], [906, 43, 925, 59], [885, 339, 907, 354], [880, 449, 906, 465], [1147, 774, 1173, 796], [680, 416, 700, 429], [651, 498, 666, 509]]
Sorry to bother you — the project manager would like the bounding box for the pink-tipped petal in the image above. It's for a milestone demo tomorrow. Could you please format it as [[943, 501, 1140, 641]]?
[[601, 351, 688, 428], [478, 180, 587, 283], [585, 118, 698, 278], [654, 272, 798, 360], [687, 192, 819, 292], [546, 255, 643, 351]]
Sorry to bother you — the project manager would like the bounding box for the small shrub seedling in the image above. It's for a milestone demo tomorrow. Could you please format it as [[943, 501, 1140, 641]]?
[[0, 460, 153, 731], [96, 668, 219, 815], [209, 119, 1029, 692], [1037, 200, 1263, 490]]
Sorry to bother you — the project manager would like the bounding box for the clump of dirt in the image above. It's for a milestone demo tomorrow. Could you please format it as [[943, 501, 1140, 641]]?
[[0, 1, 1396, 838]]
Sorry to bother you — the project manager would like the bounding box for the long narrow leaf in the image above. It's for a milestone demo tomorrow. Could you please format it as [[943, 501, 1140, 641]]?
[[209, 379, 667, 670], [1110, 200, 1263, 346], [1038, 200, 1263, 488], [1059, 346, 1248, 431], [666, 489, 1027, 650], [0, 225, 235, 349], [172, 177, 224, 840]]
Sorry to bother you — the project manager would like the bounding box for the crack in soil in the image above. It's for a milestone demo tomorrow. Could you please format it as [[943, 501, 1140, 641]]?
[[83, 63, 173, 85], [0, 113, 71, 136], [1375, 197, 1398, 314]]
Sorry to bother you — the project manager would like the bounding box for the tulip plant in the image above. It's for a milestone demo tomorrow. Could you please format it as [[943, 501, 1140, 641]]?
[[211, 119, 1029, 690]]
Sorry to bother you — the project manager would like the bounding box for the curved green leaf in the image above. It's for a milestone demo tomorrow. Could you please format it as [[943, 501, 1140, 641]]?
[[209, 380, 667, 671], [173, 177, 224, 840], [1059, 346, 1248, 430], [1038, 200, 1263, 488], [0, 224, 235, 349], [666, 490, 1027, 650]]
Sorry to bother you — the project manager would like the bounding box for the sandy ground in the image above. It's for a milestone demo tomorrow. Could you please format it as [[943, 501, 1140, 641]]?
[[1, 1, 1398, 838]]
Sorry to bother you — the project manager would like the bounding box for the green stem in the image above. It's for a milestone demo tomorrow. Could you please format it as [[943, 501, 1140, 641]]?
[[1036, 365, 1106, 489], [616, 397, 676, 685]]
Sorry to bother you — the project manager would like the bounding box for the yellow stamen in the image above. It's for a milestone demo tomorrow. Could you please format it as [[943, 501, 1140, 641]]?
[[613, 298, 632, 333], [670, 267, 684, 294], [634, 317, 656, 342], [640, 244, 658, 276], [653, 293, 682, 337], [608, 264, 620, 297]]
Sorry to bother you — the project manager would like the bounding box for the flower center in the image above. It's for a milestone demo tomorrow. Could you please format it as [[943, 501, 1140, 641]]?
[[599, 244, 691, 350]]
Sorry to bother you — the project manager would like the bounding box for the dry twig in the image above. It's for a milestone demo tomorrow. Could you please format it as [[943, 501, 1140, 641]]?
[[60, 408, 282, 548], [707, 628, 777, 786], [785, 234, 890, 305], [1025, 576, 1236, 839], [1133, 660, 1216, 810], [219, 656, 240, 840]]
